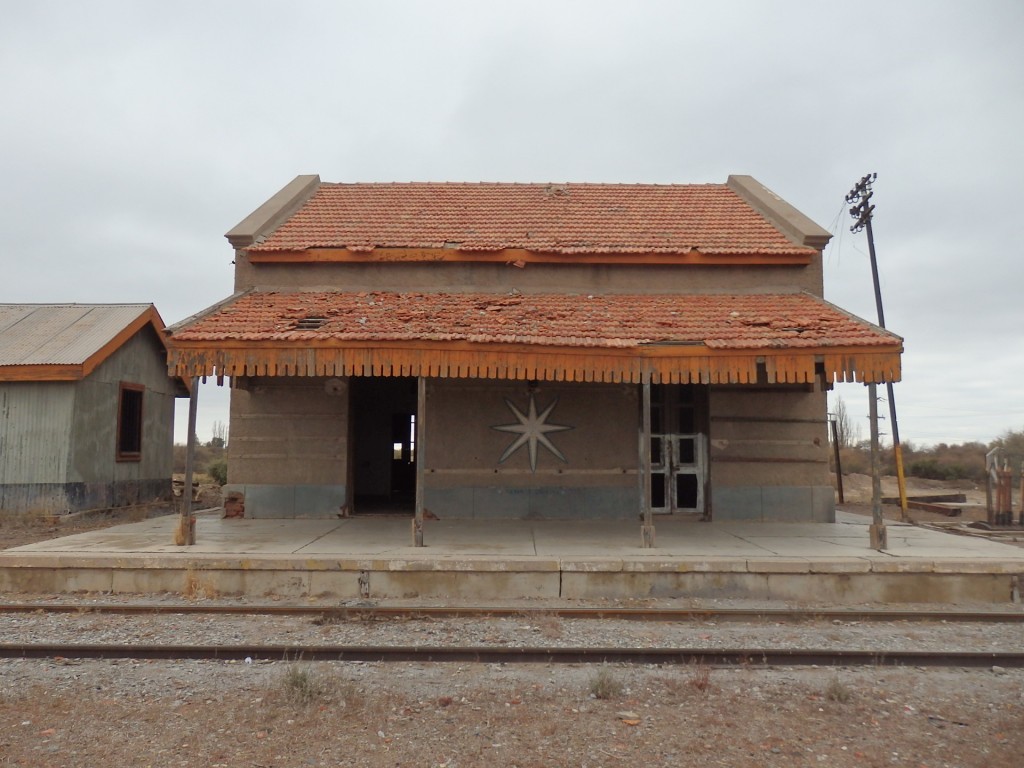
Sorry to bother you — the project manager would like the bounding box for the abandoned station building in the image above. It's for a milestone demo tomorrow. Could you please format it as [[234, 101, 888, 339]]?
[[166, 176, 902, 525], [0, 304, 186, 514]]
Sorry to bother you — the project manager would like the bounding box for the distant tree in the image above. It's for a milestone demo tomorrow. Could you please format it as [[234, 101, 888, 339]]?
[[828, 394, 860, 448], [207, 420, 228, 449]]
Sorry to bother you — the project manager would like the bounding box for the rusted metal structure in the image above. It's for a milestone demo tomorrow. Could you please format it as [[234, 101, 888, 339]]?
[[0, 304, 189, 515], [166, 176, 903, 544]]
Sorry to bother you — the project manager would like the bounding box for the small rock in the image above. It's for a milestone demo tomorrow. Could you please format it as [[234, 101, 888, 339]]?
[[992, 665, 1007, 676], [616, 710, 640, 720]]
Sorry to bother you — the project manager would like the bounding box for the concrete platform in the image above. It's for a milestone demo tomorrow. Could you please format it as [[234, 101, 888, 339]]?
[[2, 511, 1023, 604]]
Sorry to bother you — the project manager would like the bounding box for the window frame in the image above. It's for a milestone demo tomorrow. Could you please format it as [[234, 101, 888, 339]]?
[[116, 381, 145, 462]]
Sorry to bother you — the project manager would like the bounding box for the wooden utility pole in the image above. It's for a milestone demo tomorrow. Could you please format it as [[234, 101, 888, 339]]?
[[176, 376, 199, 546], [846, 174, 908, 526]]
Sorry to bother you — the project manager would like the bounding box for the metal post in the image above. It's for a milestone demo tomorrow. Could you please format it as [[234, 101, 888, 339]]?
[[176, 376, 199, 546], [412, 376, 426, 547], [640, 375, 655, 548], [868, 383, 887, 550]]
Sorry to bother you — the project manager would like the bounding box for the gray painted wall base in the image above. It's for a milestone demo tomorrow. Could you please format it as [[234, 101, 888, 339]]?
[[426, 486, 638, 520], [0, 479, 172, 515], [226, 483, 347, 518], [218, 483, 837, 522], [712, 486, 836, 522]]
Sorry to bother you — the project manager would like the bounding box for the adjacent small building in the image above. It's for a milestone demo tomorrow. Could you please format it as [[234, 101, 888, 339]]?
[[0, 304, 187, 515], [167, 176, 903, 524]]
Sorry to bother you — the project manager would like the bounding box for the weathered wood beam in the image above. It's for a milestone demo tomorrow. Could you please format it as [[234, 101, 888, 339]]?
[[641, 375, 655, 548], [247, 247, 813, 267], [413, 376, 426, 547]]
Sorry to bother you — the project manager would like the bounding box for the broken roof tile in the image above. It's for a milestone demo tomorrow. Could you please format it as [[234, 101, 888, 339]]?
[[171, 291, 901, 351], [248, 183, 816, 256]]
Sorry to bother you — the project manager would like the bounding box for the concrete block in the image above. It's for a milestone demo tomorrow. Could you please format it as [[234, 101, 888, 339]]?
[[561, 571, 773, 600], [308, 571, 364, 598], [0, 566, 113, 593], [869, 560, 935, 573], [808, 558, 872, 573], [931, 560, 1024, 574], [369, 570, 560, 599], [747, 558, 811, 573], [559, 558, 625, 573], [111, 568, 186, 595]]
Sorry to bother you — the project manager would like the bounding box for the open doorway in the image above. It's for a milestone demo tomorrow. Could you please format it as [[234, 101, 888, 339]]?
[[350, 377, 418, 514]]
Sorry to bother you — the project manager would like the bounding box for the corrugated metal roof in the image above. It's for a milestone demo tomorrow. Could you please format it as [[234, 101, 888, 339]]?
[[0, 304, 153, 366]]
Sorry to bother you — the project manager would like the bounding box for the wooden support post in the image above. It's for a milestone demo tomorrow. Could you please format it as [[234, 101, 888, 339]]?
[[175, 377, 199, 546], [640, 375, 655, 548], [995, 468, 1013, 526], [1018, 466, 1024, 526], [868, 383, 887, 551], [412, 376, 426, 547], [830, 416, 844, 504]]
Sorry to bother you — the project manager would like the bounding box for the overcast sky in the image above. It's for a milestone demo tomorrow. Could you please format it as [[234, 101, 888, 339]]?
[[3, 0, 1021, 448]]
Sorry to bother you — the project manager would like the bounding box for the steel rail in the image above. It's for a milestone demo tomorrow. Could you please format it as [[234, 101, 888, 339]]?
[[1, 603, 1022, 623], [1, 643, 1022, 667]]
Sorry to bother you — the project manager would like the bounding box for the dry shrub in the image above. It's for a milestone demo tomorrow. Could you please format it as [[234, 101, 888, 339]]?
[[589, 665, 623, 700], [533, 612, 564, 639], [825, 675, 853, 703], [183, 568, 219, 600], [689, 662, 712, 693], [271, 662, 365, 709]]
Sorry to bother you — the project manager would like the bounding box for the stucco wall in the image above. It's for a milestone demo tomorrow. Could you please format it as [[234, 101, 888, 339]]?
[[423, 379, 639, 519], [234, 259, 825, 298], [223, 376, 836, 522], [226, 376, 349, 517], [708, 386, 834, 522]]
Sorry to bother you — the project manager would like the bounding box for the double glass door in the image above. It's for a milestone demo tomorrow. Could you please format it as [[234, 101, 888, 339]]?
[[649, 384, 706, 515]]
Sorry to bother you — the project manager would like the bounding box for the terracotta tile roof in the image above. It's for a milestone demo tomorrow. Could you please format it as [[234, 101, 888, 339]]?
[[172, 291, 899, 351], [249, 183, 815, 256]]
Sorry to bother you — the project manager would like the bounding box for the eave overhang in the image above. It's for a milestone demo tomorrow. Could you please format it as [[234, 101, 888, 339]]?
[[2, 305, 192, 394], [167, 337, 900, 384], [166, 291, 902, 385]]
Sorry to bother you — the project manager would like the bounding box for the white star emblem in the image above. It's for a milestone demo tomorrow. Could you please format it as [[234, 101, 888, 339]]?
[[492, 394, 572, 472]]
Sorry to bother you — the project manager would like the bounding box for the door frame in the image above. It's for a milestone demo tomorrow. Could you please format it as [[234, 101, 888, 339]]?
[[647, 383, 709, 517]]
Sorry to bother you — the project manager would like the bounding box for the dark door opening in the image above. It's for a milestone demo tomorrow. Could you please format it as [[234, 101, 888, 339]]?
[[351, 377, 418, 514]]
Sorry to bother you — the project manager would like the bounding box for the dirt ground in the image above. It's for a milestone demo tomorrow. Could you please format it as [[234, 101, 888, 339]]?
[[0, 480, 222, 551], [1, 658, 1021, 767], [1, 477, 1023, 766]]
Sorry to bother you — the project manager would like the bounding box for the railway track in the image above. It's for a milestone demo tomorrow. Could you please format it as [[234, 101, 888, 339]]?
[[2, 603, 1022, 623], [1, 643, 1022, 667]]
